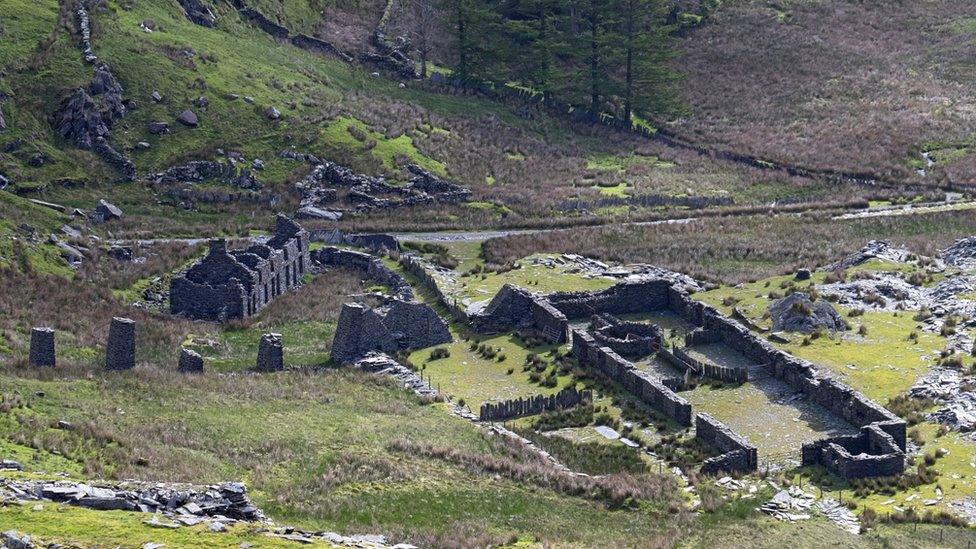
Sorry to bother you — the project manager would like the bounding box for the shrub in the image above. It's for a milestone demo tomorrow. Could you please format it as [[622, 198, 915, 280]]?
[[429, 347, 451, 361]]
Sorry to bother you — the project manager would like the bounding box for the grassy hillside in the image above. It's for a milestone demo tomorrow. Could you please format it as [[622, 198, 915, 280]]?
[[674, 0, 976, 185], [0, 0, 880, 239]]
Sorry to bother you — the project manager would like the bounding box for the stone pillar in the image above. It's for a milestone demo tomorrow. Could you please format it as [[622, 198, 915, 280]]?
[[105, 317, 135, 370], [256, 333, 283, 372], [178, 347, 204, 373], [29, 327, 56, 367]]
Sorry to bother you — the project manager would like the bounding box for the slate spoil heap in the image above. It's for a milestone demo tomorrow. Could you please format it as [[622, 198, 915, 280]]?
[[0, 479, 263, 521]]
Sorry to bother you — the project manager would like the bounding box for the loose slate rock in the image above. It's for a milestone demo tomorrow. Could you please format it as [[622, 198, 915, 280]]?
[[95, 199, 123, 221], [177, 109, 199, 127], [148, 121, 170, 135], [265, 106, 281, 120]]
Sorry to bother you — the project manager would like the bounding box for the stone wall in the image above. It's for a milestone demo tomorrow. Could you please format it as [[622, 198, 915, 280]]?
[[802, 423, 905, 479], [669, 286, 906, 450], [331, 299, 452, 364], [591, 314, 662, 357], [548, 277, 671, 319], [571, 328, 693, 426], [398, 255, 468, 322], [171, 215, 310, 321], [696, 413, 758, 475], [672, 346, 749, 384], [479, 386, 592, 422], [313, 246, 413, 301], [467, 283, 568, 343]]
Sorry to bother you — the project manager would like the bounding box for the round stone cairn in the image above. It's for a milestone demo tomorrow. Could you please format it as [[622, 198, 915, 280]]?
[[105, 317, 136, 370], [256, 333, 283, 372], [29, 327, 56, 367], [178, 347, 204, 374]]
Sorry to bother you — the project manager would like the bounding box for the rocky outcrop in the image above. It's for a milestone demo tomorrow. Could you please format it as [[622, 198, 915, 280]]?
[[0, 478, 263, 521], [285, 154, 471, 217], [90, 63, 125, 122], [94, 199, 123, 222], [331, 300, 451, 364], [821, 240, 913, 272], [179, 0, 217, 27], [177, 109, 199, 127], [942, 236, 976, 270], [769, 292, 846, 334], [54, 65, 135, 180], [55, 89, 109, 149]]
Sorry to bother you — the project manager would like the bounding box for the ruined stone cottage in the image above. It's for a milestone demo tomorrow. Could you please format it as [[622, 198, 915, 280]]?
[[170, 215, 310, 321]]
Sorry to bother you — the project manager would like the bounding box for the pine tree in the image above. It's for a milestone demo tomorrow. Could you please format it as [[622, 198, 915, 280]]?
[[617, 0, 676, 122]]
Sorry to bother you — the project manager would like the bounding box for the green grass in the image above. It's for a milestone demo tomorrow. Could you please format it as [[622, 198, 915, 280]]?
[[0, 191, 74, 276], [320, 115, 447, 178], [0, 367, 690, 546], [409, 330, 574, 411], [452, 253, 616, 305], [782, 311, 943, 403], [186, 321, 337, 372]]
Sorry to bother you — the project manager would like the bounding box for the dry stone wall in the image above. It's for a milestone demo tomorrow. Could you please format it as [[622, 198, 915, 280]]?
[[479, 386, 592, 422], [696, 413, 758, 475], [571, 328, 693, 426], [591, 314, 662, 357], [314, 246, 413, 301], [548, 277, 671, 319], [802, 422, 905, 479]]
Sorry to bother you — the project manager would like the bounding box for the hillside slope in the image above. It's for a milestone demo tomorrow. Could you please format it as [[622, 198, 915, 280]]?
[[0, 0, 878, 239], [673, 0, 976, 185]]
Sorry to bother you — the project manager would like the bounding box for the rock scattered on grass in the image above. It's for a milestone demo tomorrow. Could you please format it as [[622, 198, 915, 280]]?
[[769, 292, 846, 333]]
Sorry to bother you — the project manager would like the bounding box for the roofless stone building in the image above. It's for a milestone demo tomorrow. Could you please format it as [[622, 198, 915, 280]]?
[[170, 215, 310, 321]]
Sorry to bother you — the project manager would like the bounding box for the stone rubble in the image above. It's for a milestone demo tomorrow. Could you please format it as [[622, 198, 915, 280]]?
[[911, 367, 976, 432], [283, 151, 472, 218], [821, 240, 916, 272], [942, 236, 976, 270], [353, 352, 439, 399], [817, 498, 861, 534], [759, 486, 816, 522], [0, 478, 415, 548]]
